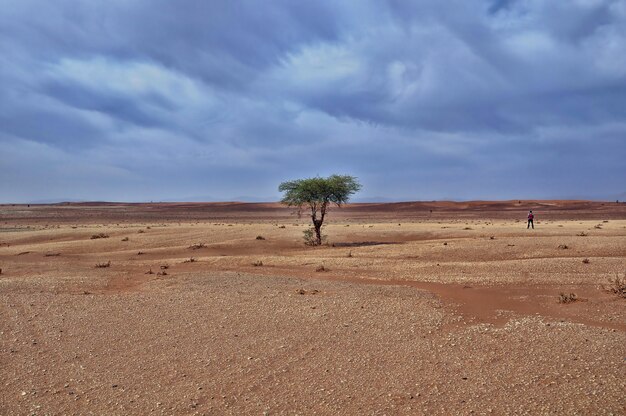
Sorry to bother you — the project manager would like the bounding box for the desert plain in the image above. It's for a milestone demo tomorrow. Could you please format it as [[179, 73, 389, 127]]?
[[1, 200, 625, 415]]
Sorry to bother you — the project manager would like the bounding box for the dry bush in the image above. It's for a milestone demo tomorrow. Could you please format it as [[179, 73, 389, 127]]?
[[160, 264, 169, 270], [95, 261, 111, 268], [157, 271, 168, 276], [252, 260, 263, 267], [347, 251, 353, 258], [44, 253, 60, 257], [137, 229, 145, 234], [577, 231, 587, 237], [182, 257, 196, 263], [594, 224, 602, 229], [137, 251, 145, 255], [582, 258, 590, 264], [278, 225, 286, 229], [463, 227, 473, 230], [189, 243, 207, 250], [297, 288, 319, 295], [145, 268, 154, 274], [558, 292, 577, 304], [256, 235, 266, 240], [605, 272, 626, 298], [315, 265, 328, 272], [91, 233, 109, 239], [558, 244, 568, 249], [121, 237, 129, 242]]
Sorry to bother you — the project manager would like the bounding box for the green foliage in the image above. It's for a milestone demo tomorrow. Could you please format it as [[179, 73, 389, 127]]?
[[279, 175, 361, 245], [279, 175, 361, 209], [303, 227, 326, 246]]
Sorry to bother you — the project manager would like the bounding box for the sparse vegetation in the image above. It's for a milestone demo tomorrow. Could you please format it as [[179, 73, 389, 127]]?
[[91, 233, 109, 239], [189, 243, 207, 250], [182, 257, 196, 263], [577, 231, 587, 237], [121, 237, 129, 241], [558, 244, 568, 249], [145, 268, 154, 274], [160, 264, 169, 270], [137, 251, 145, 255], [605, 272, 626, 298], [347, 251, 353, 258], [157, 271, 168, 276], [252, 260, 263, 267], [558, 292, 577, 304], [138, 229, 145, 233], [278, 225, 286, 229], [95, 261, 111, 268], [256, 235, 266, 240], [44, 252, 60, 257], [582, 258, 590, 264], [315, 265, 328, 272]]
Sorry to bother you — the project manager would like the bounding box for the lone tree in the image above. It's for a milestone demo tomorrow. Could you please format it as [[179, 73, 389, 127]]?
[[279, 175, 362, 246]]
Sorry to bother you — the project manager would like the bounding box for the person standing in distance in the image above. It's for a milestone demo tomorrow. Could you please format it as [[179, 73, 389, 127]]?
[[527, 210, 534, 229]]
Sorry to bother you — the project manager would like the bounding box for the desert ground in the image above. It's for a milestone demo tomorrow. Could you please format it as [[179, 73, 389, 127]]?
[[1, 200, 625, 415]]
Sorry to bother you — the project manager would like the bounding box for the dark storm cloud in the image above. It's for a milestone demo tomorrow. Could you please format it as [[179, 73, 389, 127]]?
[[1, 0, 625, 202]]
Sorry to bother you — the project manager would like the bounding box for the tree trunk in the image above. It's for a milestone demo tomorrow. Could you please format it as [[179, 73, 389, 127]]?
[[313, 219, 323, 245]]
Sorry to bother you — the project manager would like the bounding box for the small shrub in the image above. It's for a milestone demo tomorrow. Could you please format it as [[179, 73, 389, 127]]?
[[443, 242, 448, 246], [44, 252, 60, 257], [121, 237, 129, 242], [577, 231, 587, 237], [463, 227, 473, 230], [157, 271, 168, 276], [189, 243, 207, 250], [315, 265, 328, 272], [182, 257, 196, 263], [137, 251, 145, 255], [160, 264, 169, 270], [558, 244, 568, 249], [594, 224, 602, 229], [91, 233, 109, 239], [582, 258, 590, 264], [558, 292, 577, 304], [278, 225, 286, 229], [137, 229, 145, 233], [489, 236, 495, 240], [347, 251, 353, 258], [303, 228, 326, 246], [256, 235, 266, 240], [95, 261, 111, 268], [145, 268, 154, 274], [252, 260, 263, 267], [605, 272, 626, 298]]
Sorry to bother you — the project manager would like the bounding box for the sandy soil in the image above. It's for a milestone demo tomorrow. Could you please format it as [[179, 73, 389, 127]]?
[[1, 201, 625, 415]]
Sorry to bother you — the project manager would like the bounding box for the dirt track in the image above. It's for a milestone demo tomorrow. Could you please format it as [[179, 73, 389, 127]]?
[[1, 201, 625, 414]]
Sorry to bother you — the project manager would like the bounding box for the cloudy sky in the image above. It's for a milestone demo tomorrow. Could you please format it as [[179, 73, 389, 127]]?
[[1, 0, 625, 203]]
